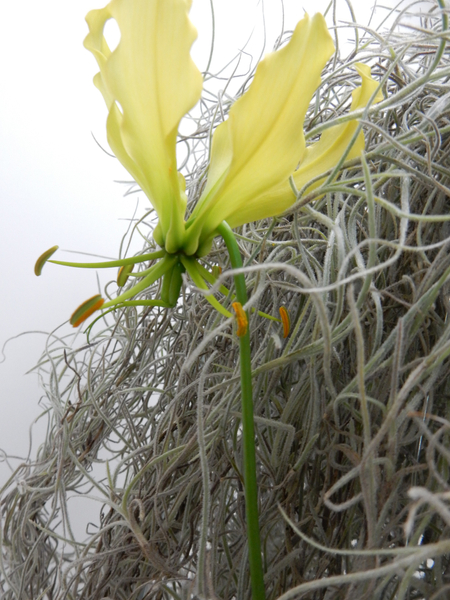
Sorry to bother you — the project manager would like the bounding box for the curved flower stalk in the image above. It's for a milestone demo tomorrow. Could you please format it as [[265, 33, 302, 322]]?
[[35, 0, 382, 327]]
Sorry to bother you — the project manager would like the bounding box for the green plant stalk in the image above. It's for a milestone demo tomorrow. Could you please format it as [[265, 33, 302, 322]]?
[[217, 221, 266, 600]]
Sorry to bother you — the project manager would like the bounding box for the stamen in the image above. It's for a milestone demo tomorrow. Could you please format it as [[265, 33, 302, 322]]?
[[212, 265, 222, 278], [117, 263, 134, 287], [279, 306, 290, 338], [34, 246, 59, 276], [232, 302, 248, 337], [70, 295, 105, 327]]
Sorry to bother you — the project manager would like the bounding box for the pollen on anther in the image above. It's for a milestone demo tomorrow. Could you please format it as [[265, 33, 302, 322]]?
[[70, 295, 105, 327], [279, 306, 290, 338], [34, 245, 59, 276], [232, 302, 248, 337]]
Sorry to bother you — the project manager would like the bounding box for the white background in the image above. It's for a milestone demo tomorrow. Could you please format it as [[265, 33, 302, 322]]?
[[0, 0, 416, 487]]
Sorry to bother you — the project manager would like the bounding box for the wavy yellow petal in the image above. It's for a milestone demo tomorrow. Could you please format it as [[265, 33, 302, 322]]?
[[84, 0, 203, 251], [224, 64, 382, 228], [291, 62, 383, 193], [195, 120, 233, 208], [185, 13, 334, 254]]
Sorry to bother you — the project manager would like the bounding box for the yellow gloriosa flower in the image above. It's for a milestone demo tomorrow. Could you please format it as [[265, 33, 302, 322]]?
[[36, 0, 382, 327], [83, 0, 381, 257]]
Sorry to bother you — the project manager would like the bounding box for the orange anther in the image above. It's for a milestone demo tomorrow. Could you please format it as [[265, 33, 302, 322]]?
[[212, 265, 222, 279], [34, 245, 59, 276], [279, 306, 290, 338], [70, 295, 105, 327], [232, 302, 248, 337], [117, 263, 134, 287]]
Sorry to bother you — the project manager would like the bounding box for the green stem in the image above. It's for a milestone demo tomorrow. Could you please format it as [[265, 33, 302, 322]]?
[[217, 221, 266, 600]]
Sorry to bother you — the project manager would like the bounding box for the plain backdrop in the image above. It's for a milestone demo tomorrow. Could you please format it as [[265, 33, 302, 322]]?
[[0, 0, 410, 488]]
